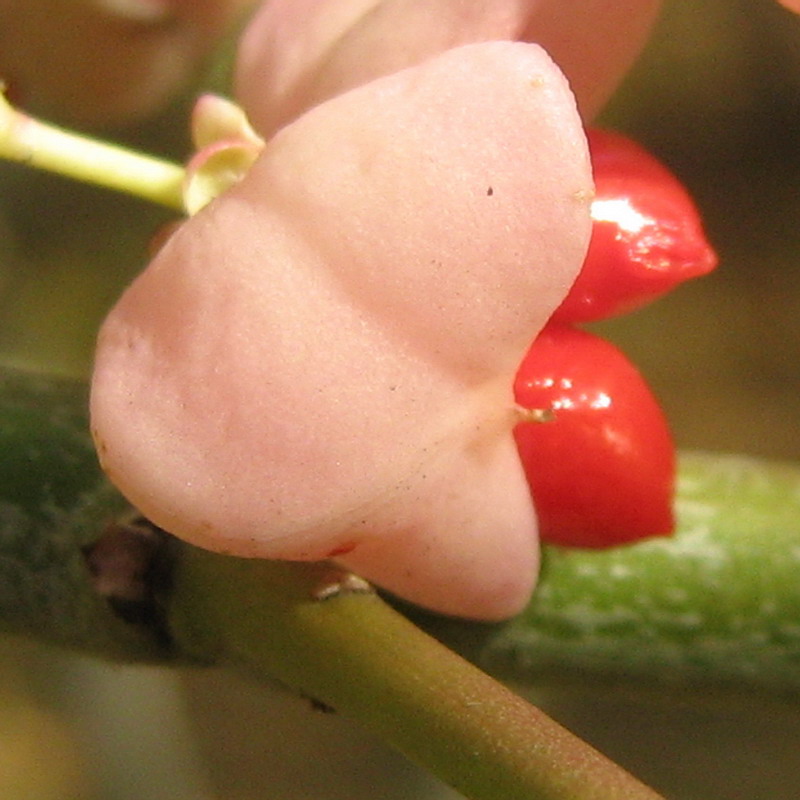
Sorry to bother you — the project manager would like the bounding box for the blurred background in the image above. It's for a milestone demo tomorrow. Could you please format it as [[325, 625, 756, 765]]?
[[598, 0, 800, 463], [1, 0, 799, 798]]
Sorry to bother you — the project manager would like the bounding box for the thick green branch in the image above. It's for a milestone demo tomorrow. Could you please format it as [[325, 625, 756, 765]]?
[[0, 369, 166, 659], [1, 365, 800, 698], [419, 453, 800, 696]]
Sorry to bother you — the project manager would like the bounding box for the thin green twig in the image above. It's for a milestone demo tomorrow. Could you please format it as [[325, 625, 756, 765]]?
[[0, 91, 185, 211]]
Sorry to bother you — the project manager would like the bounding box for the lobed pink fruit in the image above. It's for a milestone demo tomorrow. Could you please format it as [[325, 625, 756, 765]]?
[[91, 42, 593, 620], [235, 0, 662, 137]]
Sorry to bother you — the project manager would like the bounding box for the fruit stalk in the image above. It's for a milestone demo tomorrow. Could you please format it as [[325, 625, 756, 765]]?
[[173, 550, 662, 800], [0, 90, 185, 210]]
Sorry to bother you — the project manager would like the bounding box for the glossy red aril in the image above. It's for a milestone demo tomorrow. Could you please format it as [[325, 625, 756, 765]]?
[[553, 128, 717, 324], [514, 325, 675, 548]]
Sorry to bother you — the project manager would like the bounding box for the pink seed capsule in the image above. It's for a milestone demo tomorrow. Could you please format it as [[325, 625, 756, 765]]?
[[91, 42, 593, 620]]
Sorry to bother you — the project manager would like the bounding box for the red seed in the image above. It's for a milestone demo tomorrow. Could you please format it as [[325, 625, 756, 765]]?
[[514, 325, 675, 548], [553, 128, 717, 324]]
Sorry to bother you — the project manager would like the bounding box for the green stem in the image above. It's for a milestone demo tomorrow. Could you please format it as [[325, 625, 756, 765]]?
[[171, 551, 662, 800], [0, 92, 185, 211]]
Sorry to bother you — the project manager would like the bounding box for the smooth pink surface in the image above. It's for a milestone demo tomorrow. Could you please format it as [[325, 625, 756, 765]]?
[[91, 43, 592, 619], [235, 0, 662, 137]]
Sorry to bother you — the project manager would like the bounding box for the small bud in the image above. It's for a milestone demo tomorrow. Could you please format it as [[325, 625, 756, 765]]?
[[184, 96, 265, 214]]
